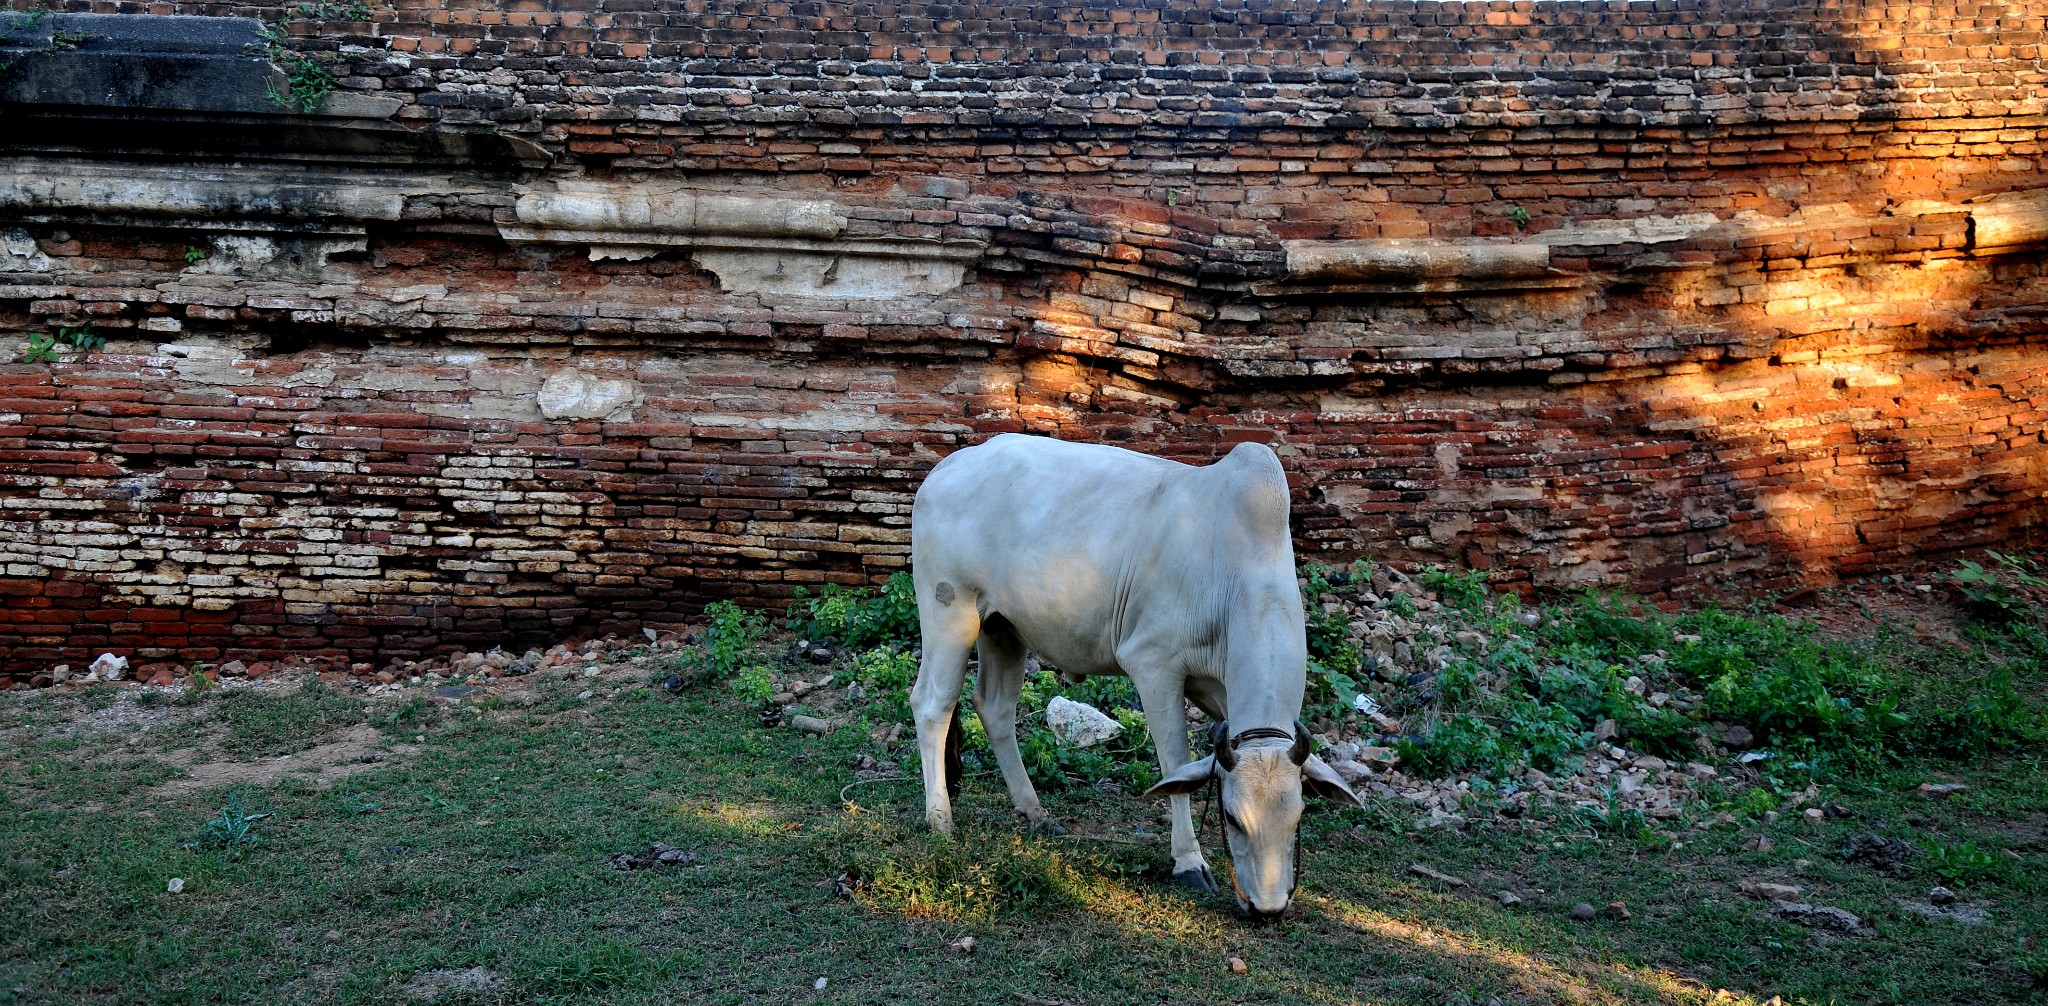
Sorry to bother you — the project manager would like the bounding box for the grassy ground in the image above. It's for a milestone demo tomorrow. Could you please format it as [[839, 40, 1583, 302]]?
[[4, 593, 2046, 1005]]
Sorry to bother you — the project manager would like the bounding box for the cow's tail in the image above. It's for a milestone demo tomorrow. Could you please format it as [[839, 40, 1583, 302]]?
[[944, 704, 965, 798]]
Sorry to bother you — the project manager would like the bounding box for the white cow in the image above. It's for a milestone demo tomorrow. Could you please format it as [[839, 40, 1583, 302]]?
[[908, 433, 1361, 918]]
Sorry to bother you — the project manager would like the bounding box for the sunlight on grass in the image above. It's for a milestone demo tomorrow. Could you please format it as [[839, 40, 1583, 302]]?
[[672, 800, 797, 837], [1322, 897, 1773, 1005]]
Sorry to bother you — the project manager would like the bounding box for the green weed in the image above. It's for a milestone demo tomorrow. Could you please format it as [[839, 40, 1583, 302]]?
[[1951, 551, 2046, 624], [190, 790, 268, 851], [791, 572, 920, 650]]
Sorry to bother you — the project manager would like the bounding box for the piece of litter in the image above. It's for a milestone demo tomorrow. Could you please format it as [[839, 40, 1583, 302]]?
[[1409, 863, 1469, 888], [948, 936, 977, 955], [813, 977, 828, 990], [165, 877, 184, 894]]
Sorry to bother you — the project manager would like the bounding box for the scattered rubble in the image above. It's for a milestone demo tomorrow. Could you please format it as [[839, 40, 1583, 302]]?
[[1841, 834, 1915, 871], [1771, 900, 1871, 936], [605, 842, 697, 871], [404, 968, 501, 1001], [1898, 892, 1989, 926]]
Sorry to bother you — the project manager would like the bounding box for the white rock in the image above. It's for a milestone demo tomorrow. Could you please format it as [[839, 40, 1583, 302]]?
[[89, 653, 127, 681], [166, 877, 185, 893], [1045, 696, 1122, 748], [536, 370, 639, 421], [49, 664, 71, 684]]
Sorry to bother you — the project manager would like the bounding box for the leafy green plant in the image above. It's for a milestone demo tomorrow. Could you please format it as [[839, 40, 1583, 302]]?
[[20, 332, 57, 364], [729, 664, 774, 705], [1300, 563, 1367, 715], [1420, 564, 1491, 612], [1575, 787, 1650, 840], [1921, 838, 2004, 885], [791, 572, 920, 650], [293, 0, 371, 18], [1951, 552, 2045, 624], [183, 245, 208, 265], [190, 790, 268, 850], [258, 19, 337, 113], [695, 600, 768, 680], [848, 646, 917, 722]]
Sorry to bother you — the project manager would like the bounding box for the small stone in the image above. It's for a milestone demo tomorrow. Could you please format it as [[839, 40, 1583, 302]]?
[[1592, 719, 1618, 742], [1226, 957, 1247, 974], [49, 665, 71, 684], [166, 877, 184, 894], [947, 936, 977, 955], [325, 930, 341, 941], [1569, 902, 1597, 921], [1496, 890, 1521, 907], [1722, 725, 1755, 749], [1928, 886, 1957, 906], [813, 977, 828, 990], [1772, 900, 1867, 934], [790, 714, 832, 736], [1744, 835, 1774, 854], [1599, 901, 1630, 921], [1686, 762, 1718, 778], [1803, 808, 1825, 823], [1739, 880, 1802, 900], [577, 690, 593, 700], [1917, 782, 1968, 799]]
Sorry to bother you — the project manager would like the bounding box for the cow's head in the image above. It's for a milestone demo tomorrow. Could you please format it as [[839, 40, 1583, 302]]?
[[1145, 720, 1362, 919]]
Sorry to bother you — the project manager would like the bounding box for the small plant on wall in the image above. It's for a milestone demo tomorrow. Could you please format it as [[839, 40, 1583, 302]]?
[[260, 3, 370, 113], [19, 323, 104, 364]]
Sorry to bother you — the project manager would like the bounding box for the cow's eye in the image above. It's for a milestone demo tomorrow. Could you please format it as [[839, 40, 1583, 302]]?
[[1222, 810, 1245, 833]]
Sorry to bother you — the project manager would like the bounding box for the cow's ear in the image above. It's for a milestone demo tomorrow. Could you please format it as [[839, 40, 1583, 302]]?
[[1301, 755, 1363, 808], [1144, 756, 1217, 798]]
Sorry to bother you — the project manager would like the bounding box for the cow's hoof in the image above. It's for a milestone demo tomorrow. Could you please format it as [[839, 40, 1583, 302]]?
[[1029, 818, 1067, 837], [1173, 866, 1219, 893]]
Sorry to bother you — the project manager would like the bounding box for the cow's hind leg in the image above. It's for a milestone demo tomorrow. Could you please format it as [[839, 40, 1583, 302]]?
[[972, 617, 1059, 833], [911, 591, 978, 834], [1133, 673, 1217, 892]]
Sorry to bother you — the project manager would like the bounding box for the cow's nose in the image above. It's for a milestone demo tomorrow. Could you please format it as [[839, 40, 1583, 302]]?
[[1244, 903, 1288, 924]]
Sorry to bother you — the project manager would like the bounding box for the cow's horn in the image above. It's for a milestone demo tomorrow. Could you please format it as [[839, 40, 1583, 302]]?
[[1210, 720, 1236, 771], [1289, 720, 1311, 765]]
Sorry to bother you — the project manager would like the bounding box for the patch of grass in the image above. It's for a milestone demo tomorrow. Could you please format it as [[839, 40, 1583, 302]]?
[[3, 647, 2045, 1005], [211, 678, 368, 757]]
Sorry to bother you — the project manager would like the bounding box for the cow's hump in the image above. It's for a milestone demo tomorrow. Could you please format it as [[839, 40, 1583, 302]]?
[[1216, 441, 1291, 538]]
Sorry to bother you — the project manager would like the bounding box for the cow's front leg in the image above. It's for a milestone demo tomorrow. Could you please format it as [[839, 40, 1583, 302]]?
[[1135, 675, 1216, 892]]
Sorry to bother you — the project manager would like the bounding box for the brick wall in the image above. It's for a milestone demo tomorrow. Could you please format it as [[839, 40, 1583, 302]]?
[[2, 0, 2047, 680]]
